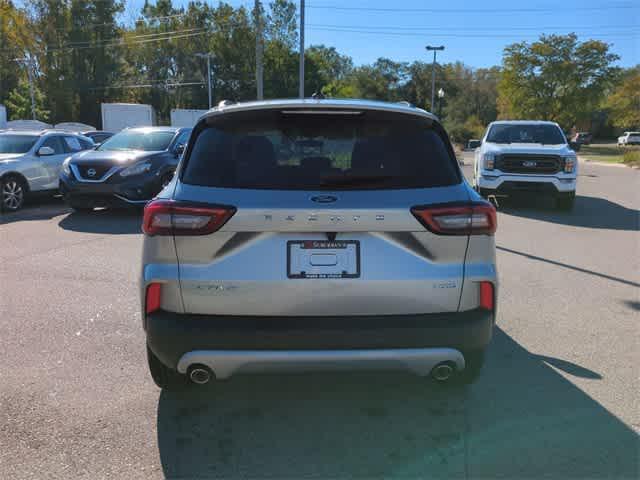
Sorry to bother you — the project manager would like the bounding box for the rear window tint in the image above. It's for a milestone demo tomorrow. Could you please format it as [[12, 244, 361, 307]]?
[[181, 109, 460, 190]]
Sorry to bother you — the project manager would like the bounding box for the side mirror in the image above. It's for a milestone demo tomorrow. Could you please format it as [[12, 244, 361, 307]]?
[[569, 141, 581, 152], [467, 140, 481, 150], [38, 146, 55, 156], [174, 143, 185, 155]]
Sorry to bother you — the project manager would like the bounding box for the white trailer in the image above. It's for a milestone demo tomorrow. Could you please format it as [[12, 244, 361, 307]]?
[[0, 105, 7, 129], [101, 103, 156, 131], [170, 109, 208, 127]]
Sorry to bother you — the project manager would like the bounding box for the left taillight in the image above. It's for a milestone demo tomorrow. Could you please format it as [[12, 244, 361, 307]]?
[[411, 203, 497, 235], [142, 200, 236, 236]]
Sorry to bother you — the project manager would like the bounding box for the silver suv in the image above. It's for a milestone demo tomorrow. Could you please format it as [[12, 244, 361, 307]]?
[[141, 99, 498, 389], [0, 129, 94, 211]]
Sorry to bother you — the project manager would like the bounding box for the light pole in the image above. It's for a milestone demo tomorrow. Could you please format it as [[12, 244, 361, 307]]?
[[299, 0, 305, 98], [196, 53, 214, 109], [437, 88, 445, 117], [14, 57, 37, 120], [426, 45, 444, 113], [254, 0, 264, 100]]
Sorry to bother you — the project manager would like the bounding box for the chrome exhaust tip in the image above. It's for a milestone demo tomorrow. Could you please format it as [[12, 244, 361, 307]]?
[[188, 365, 213, 385], [431, 362, 455, 382]]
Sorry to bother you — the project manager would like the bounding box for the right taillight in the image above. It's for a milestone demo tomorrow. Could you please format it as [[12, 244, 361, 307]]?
[[143, 200, 236, 236], [411, 203, 497, 235], [479, 281, 494, 311]]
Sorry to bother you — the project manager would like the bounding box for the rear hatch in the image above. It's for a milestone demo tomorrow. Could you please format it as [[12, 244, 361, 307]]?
[[163, 106, 485, 316]]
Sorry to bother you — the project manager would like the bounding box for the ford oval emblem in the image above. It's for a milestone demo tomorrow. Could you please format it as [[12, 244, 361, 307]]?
[[311, 195, 338, 203]]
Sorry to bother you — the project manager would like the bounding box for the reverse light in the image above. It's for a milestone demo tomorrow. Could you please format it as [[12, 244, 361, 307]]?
[[479, 281, 494, 311], [142, 200, 236, 236], [145, 283, 162, 314], [120, 161, 152, 177], [563, 156, 576, 173], [411, 203, 497, 236], [483, 153, 495, 170]]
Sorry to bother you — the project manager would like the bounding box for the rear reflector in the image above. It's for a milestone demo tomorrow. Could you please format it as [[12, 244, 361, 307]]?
[[411, 203, 497, 235], [145, 283, 162, 314], [143, 200, 236, 236], [479, 281, 494, 311]]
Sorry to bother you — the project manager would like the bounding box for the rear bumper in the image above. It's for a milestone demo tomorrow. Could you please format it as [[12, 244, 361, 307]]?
[[145, 309, 495, 370]]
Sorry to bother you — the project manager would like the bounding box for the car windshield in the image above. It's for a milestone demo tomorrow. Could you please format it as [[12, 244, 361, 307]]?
[[182, 109, 460, 190], [0, 135, 39, 154], [96, 130, 175, 152], [486, 124, 566, 144]]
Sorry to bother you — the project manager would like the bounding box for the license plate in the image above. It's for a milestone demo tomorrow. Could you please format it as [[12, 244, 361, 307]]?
[[287, 240, 360, 279]]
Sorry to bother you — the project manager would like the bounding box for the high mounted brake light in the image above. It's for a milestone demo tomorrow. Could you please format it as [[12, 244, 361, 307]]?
[[411, 203, 497, 235], [142, 200, 236, 236]]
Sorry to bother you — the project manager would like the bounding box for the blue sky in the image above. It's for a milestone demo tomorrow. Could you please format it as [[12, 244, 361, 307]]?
[[116, 0, 638, 68]]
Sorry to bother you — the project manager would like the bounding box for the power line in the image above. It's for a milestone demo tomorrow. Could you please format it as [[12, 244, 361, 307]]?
[[307, 23, 640, 33], [305, 2, 638, 13], [309, 27, 639, 39]]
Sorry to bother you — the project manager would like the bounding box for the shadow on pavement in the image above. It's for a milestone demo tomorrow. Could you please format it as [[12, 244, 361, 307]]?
[[58, 209, 142, 235], [156, 328, 638, 479], [0, 197, 69, 224], [500, 195, 639, 231]]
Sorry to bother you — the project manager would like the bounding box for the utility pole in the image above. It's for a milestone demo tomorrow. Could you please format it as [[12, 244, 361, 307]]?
[[425, 45, 444, 113], [255, 0, 264, 100], [299, 0, 305, 98], [196, 53, 214, 109], [14, 57, 37, 119]]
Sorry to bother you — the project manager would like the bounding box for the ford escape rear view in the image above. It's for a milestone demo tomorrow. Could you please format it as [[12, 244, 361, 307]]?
[[140, 99, 497, 389]]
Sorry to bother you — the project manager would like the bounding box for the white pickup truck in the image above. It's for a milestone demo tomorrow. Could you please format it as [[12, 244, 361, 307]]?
[[473, 120, 578, 210], [617, 131, 640, 146]]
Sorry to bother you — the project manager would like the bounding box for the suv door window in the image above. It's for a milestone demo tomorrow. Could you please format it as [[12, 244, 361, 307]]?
[[40, 136, 65, 154], [62, 136, 84, 153]]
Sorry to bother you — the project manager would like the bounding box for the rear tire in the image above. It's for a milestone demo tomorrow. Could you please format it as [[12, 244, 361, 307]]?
[[147, 345, 186, 390]]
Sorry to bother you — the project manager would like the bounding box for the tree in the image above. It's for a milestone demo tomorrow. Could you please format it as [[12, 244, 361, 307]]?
[[605, 66, 640, 129], [5, 78, 50, 121], [305, 45, 353, 95], [0, 0, 35, 104], [498, 34, 619, 129]]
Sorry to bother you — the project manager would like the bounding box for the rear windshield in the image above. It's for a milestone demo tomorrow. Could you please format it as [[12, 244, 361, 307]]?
[[487, 124, 566, 145], [181, 110, 459, 190], [97, 130, 175, 152]]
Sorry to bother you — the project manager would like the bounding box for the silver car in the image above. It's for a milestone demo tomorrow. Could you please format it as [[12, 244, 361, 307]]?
[[0, 130, 94, 211], [141, 99, 498, 389]]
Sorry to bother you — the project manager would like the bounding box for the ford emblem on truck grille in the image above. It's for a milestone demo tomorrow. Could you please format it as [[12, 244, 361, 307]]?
[[522, 161, 537, 167]]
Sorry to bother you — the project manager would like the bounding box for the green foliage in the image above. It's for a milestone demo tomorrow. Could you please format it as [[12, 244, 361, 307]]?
[[622, 148, 640, 167], [605, 66, 640, 129], [5, 78, 50, 121], [498, 34, 619, 129]]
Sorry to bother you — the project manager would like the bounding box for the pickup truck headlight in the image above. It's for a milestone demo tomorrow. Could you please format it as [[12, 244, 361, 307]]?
[[563, 156, 576, 173], [483, 153, 495, 170], [62, 157, 72, 176], [120, 162, 152, 177]]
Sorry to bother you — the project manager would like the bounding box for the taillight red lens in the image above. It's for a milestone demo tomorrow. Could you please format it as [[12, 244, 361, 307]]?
[[143, 200, 236, 236], [411, 203, 497, 235], [146, 283, 162, 314], [479, 281, 494, 311]]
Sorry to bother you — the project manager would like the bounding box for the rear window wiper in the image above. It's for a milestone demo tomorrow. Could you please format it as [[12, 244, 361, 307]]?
[[320, 174, 396, 186]]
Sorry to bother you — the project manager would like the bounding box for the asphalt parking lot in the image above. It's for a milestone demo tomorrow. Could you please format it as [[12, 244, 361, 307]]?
[[1, 157, 638, 479]]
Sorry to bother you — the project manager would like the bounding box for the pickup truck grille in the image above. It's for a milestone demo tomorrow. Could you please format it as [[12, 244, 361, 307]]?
[[497, 154, 561, 174]]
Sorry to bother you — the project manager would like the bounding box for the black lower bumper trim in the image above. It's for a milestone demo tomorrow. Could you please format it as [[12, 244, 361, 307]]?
[[146, 310, 495, 369]]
